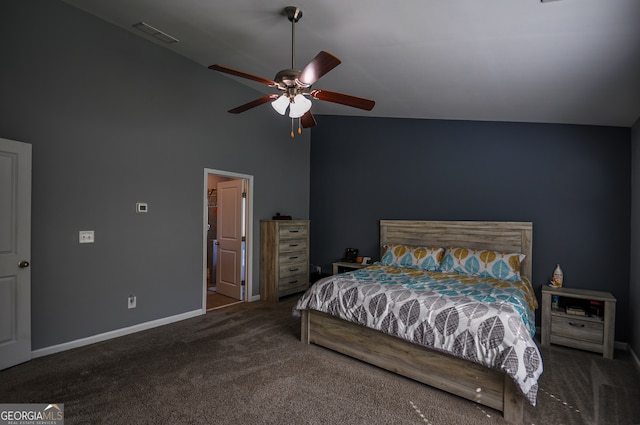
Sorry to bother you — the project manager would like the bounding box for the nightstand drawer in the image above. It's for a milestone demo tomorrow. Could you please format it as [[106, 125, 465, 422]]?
[[551, 315, 603, 344]]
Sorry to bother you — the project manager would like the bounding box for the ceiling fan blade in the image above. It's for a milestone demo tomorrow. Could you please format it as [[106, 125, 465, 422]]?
[[209, 64, 276, 86], [300, 110, 317, 128], [298, 51, 341, 86], [310, 89, 375, 111], [228, 94, 279, 114]]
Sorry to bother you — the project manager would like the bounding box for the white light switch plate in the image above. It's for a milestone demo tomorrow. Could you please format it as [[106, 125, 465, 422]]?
[[79, 230, 95, 243]]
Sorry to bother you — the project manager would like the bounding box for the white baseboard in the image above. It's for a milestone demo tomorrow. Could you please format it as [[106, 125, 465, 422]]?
[[31, 309, 203, 359]]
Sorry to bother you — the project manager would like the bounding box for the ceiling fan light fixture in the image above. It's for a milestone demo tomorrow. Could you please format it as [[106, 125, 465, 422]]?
[[288, 94, 312, 118], [271, 94, 289, 115], [209, 6, 375, 137]]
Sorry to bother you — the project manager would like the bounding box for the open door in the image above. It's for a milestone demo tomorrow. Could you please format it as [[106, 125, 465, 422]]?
[[0, 137, 32, 370], [215, 179, 245, 300]]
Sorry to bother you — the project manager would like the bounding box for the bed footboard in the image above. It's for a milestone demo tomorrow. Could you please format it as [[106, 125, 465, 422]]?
[[300, 309, 523, 424]]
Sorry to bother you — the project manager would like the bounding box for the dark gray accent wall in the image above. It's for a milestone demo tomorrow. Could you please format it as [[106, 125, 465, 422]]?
[[1, 1, 310, 349], [631, 116, 640, 356], [310, 115, 631, 341]]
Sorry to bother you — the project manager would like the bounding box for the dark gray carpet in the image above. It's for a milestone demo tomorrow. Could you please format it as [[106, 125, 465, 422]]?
[[1, 297, 639, 425]]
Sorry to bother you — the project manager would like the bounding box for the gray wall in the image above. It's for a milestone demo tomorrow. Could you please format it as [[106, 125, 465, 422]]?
[[631, 116, 640, 356], [0, 1, 310, 349], [310, 115, 632, 341]]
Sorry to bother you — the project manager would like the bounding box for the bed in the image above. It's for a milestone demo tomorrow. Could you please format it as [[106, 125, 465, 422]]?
[[294, 220, 542, 424]]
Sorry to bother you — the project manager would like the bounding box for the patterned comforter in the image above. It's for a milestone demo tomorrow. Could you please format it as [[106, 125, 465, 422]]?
[[294, 263, 543, 406]]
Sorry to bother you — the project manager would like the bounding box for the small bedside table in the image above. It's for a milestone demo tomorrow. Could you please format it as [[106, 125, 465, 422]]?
[[332, 261, 368, 275], [541, 286, 616, 359]]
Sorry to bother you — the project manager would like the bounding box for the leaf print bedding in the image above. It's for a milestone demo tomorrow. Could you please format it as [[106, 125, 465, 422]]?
[[294, 263, 543, 406]]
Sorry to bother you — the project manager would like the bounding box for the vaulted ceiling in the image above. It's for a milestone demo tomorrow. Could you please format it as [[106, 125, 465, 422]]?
[[63, 0, 640, 127]]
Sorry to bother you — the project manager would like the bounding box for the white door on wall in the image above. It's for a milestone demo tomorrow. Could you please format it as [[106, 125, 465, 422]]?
[[215, 179, 245, 300], [0, 137, 32, 370]]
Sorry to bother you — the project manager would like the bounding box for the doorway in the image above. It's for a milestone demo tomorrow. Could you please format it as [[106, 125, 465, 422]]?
[[202, 169, 254, 312]]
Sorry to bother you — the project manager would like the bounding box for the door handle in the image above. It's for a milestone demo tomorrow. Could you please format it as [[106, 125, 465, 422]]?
[[18, 260, 30, 268]]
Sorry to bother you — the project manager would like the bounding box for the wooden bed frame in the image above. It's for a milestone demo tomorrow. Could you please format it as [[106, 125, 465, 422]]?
[[300, 220, 533, 424]]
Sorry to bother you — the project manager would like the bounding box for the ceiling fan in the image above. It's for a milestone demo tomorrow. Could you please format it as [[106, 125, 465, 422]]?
[[209, 6, 375, 138]]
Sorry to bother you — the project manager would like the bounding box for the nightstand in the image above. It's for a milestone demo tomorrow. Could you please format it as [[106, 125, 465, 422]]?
[[541, 286, 616, 359], [332, 261, 368, 275]]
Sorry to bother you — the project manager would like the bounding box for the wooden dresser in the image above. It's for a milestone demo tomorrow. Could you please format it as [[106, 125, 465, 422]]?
[[260, 220, 310, 302]]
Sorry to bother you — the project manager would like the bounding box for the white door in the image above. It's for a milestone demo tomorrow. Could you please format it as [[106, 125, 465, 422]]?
[[215, 179, 245, 300], [0, 137, 32, 370]]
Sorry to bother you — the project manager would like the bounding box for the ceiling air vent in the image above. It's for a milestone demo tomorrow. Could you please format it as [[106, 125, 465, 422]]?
[[132, 22, 178, 44]]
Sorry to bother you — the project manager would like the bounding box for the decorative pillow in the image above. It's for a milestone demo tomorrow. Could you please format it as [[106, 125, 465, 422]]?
[[381, 243, 445, 272], [440, 247, 525, 282]]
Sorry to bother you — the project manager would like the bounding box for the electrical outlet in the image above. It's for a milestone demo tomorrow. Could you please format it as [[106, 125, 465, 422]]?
[[128, 295, 136, 309], [315, 266, 322, 274]]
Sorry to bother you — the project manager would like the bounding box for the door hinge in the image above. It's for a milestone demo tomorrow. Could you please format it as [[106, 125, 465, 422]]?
[[242, 236, 246, 242], [241, 280, 245, 285], [242, 191, 247, 198]]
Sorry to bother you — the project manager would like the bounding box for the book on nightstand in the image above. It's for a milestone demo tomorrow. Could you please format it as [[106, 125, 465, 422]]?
[[565, 306, 587, 316]]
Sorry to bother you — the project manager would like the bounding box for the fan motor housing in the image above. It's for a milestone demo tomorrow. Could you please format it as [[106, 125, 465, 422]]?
[[274, 68, 309, 91]]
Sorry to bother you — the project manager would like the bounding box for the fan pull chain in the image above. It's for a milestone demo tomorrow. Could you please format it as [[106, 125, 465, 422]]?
[[298, 119, 302, 135], [290, 118, 295, 139]]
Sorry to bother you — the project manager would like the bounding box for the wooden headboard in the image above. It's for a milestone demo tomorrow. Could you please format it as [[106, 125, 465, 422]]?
[[380, 220, 533, 282]]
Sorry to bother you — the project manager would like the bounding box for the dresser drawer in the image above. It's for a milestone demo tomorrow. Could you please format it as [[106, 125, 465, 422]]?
[[279, 250, 307, 265], [278, 238, 307, 253], [551, 315, 603, 344], [279, 261, 308, 278], [278, 273, 309, 294], [279, 225, 308, 239]]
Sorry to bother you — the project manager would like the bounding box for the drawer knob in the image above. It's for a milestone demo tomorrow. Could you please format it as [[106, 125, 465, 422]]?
[[289, 256, 298, 260], [569, 322, 585, 328], [290, 268, 299, 272], [289, 244, 299, 247]]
